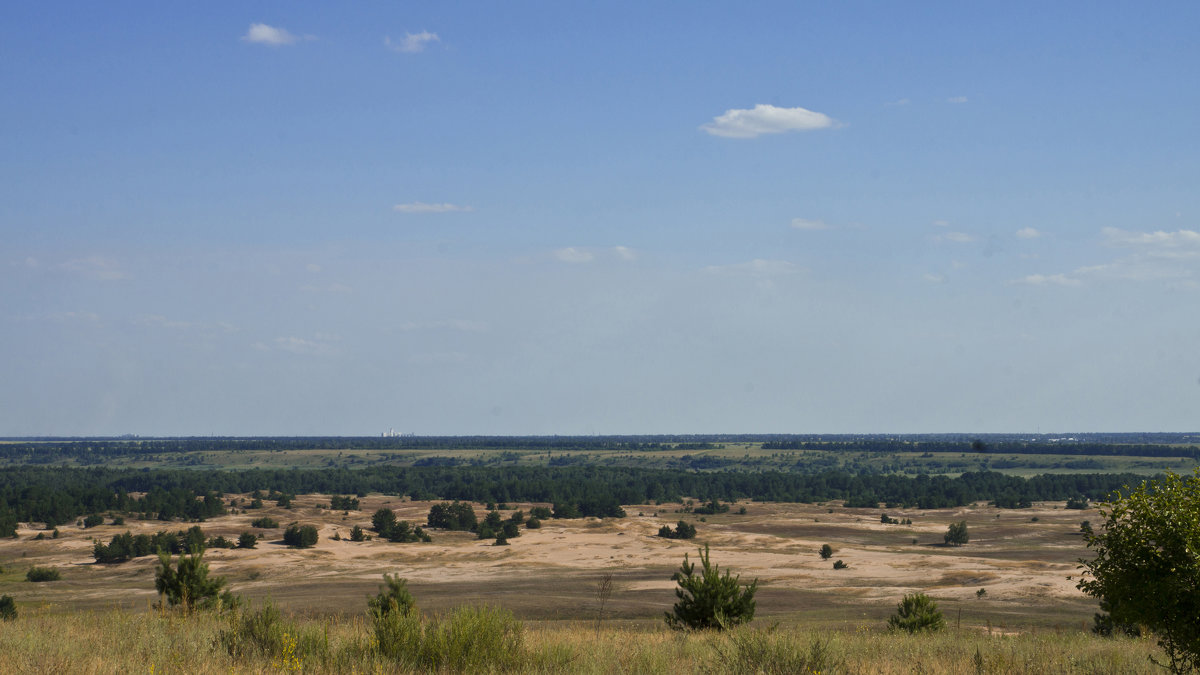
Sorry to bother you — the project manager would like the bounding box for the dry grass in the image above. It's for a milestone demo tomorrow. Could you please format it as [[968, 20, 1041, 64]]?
[[0, 606, 1164, 674]]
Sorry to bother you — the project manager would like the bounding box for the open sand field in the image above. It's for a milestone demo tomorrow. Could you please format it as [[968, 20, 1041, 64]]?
[[0, 496, 1101, 631]]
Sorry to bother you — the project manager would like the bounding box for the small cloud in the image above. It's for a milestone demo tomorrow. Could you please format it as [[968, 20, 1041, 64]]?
[[701, 104, 839, 139], [397, 319, 489, 333], [299, 282, 353, 294], [385, 31, 440, 54], [408, 351, 468, 366], [932, 219, 950, 227], [306, 263, 322, 273], [1016, 227, 1042, 239], [791, 218, 832, 231], [242, 23, 301, 46], [46, 311, 100, 323], [704, 259, 800, 276], [886, 98, 911, 107], [613, 246, 637, 261], [135, 314, 192, 329], [1013, 273, 1082, 287], [922, 273, 945, 283], [554, 247, 594, 263], [58, 256, 129, 280], [393, 202, 473, 214], [935, 232, 974, 243], [273, 336, 338, 356], [947, 96, 968, 104]]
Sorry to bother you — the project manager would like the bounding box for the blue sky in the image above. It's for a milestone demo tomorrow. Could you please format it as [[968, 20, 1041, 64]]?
[[3, 2, 1199, 435]]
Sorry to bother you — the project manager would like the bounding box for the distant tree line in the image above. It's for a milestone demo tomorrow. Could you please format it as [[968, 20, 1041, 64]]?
[[3, 433, 1196, 463], [0, 466, 1149, 536]]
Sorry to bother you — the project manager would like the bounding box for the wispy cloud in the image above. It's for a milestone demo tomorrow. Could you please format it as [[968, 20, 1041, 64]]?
[[701, 104, 839, 139], [1016, 227, 1042, 239], [1013, 273, 1082, 287], [242, 23, 304, 46], [57, 256, 128, 280], [935, 232, 974, 243], [947, 96, 968, 104], [393, 202, 473, 214], [791, 218, 833, 231], [553, 247, 594, 263], [922, 273, 945, 283], [385, 32, 440, 53], [704, 259, 800, 276], [1101, 227, 1200, 255], [135, 314, 192, 329], [932, 219, 950, 227], [885, 98, 911, 107], [613, 246, 637, 261], [267, 336, 339, 356], [398, 319, 489, 333]]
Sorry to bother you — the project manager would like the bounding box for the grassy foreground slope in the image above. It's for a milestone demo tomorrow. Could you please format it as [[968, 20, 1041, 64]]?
[[0, 605, 1160, 674]]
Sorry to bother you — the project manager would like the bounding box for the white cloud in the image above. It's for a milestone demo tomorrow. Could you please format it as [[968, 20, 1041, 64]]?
[[1016, 227, 1042, 239], [393, 202, 473, 213], [922, 273, 945, 283], [947, 96, 968, 104], [242, 23, 301, 46], [306, 263, 322, 273], [791, 218, 832, 231], [1013, 273, 1082, 287], [136, 314, 192, 329], [58, 256, 129, 280], [886, 98, 911, 107], [385, 32, 440, 53], [554, 247, 594, 263], [613, 246, 637, 261], [704, 259, 800, 276], [700, 104, 839, 138], [273, 336, 338, 356], [397, 319, 489, 333], [1101, 227, 1200, 254], [932, 219, 950, 227], [936, 232, 974, 243]]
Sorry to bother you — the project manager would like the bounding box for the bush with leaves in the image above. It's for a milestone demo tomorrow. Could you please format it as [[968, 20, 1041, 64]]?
[[819, 544, 833, 560], [944, 520, 969, 545], [350, 525, 365, 541], [426, 501, 478, 531], [887, 592, 945, 633], [658, 521, 697, 539], [665, 544, 758, 630], [250, 516, 278, 529], [154, 549, 237, 612], [832, 559, 849, 570], [368, 573, 416, 617], [282, 523, 318, 548], [237, 532, 257, 549], [26, 566, 60, 582], [1078, 470, 1200, 673], [0, 594, 15, 621]]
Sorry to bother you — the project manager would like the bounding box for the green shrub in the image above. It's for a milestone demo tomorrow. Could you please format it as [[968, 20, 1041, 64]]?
[[0, 594, 16, 621], [282, 523, 318, 548], [82, 514, 104, 528], [250, 517, 278, 529], [368, 574, 415, 617], [526, 517, 541, 529], [665, 544, 758, 631], [237, 532, 257, 549], [819, 544, 833, 560], [658, 521, 697, 539], [713, 629, 839, 674], [833, 560, 848, 570], [945, 520, 969, 545], [529, 506, 552, 520], [154, 550, 237, 612], [373, 604, 526, 672], [350, 525, 365, 541], [887, 592, 946, 633], [26, 566, 60, 582]]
